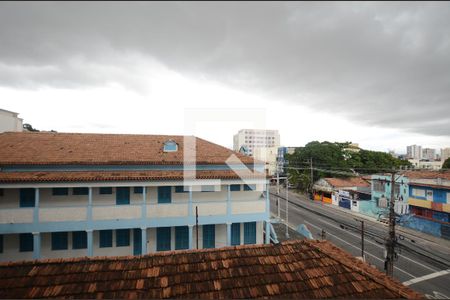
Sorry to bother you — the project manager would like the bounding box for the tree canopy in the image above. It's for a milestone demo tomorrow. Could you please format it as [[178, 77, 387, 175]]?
[[285, 141, 411, 191], [443, 157, 450, 169]]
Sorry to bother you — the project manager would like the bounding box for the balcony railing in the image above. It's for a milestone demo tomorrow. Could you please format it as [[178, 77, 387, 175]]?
[[0, 199, 267, 226]]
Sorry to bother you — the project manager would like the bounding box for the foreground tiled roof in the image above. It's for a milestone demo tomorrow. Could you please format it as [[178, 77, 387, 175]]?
[[0, 132, 255, 165], [0, 170, 267, 183], [0, 240, 422, 299], [324, 177, 370, 188]]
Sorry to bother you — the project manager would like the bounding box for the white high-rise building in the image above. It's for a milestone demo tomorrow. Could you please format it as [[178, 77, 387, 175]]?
[[233, 129, 280, 156], [441, 148, 450, 162], [422, 148, 436, 161], [253, 146, 278, 175], [0, 108, 23, 133], [406, 145, 422, 160]]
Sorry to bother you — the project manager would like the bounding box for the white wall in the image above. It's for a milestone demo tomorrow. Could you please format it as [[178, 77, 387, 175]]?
[[0, 221, 264, 261], [0, 109, 23, 133]]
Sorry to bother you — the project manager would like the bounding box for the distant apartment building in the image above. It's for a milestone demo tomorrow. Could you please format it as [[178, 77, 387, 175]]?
[[233, 129, 280, 156], [253, 147, 278, 176], [0, 132, 270, 262], [344, 143, 360, 153], [408, 159, 443, 170], [276, 146, 299, 175], [407, 145, 422, 160], [422, 148, 436, 161], [442, 148, 450, 162], [0, 109, 23, 133]]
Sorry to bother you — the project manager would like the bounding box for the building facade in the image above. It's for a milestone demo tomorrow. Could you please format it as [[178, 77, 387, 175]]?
[[370, 174, 410, 218], [441, 148, 450, 162], [422, 148, 436, 161], [405, 171, 450, 240], [312, 177, 370, 207], [408, 159, 443, 170], [276, 146, 298, 175], [0, 109, 23, 133], [407, 145, 422, 160], [233, 129, 280, 157], [253, 146, 278, 176], [0, 132, 270, 262]]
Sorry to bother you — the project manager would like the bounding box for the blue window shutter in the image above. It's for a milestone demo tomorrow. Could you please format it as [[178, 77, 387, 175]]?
[[73, 187, 89, 195], [156, 227, 171, 251], [72, 231, 87, 249], [203, 225, 215, 249], [244, 222, 257, 244], [231, 223, 241, 246], [134, 187, 143, 194], [51, 232, 68, 250], [52, 188, 68, 196], [175, 226, 189, 250], [175, 186, 188, 193], [158, 187, 172, 204], [116, 187, 130, 205], [116, 229, 130, 247], [99, 230, 113, 248], [19, 233, 33, 252], [230, 185, 241, 191], [19, 188, 35, 207], [133, 228, 142, 256], [99, 187, 112, 194]]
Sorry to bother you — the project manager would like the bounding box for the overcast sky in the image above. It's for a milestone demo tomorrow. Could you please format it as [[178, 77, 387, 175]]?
[[1, 2, 449, 153]]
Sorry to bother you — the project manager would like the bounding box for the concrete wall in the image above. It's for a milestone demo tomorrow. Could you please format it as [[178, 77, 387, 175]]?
[[403, 216, 442, 239]]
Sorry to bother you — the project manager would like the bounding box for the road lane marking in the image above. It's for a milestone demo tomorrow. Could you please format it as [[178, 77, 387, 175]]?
[[403, 269, 450, 286], [271, 198, 440, 273], [302, 220, 416, 279], [272, 205, 416, 279]]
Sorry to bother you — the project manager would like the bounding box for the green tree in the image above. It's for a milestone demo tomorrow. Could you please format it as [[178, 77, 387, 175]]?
[[286, 141, 411, 192], [23, 123, 39, 132], [443, 158, 450, 169]]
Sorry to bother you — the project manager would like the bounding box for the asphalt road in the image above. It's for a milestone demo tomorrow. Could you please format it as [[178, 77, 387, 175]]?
[[269, 187, 450, 299]]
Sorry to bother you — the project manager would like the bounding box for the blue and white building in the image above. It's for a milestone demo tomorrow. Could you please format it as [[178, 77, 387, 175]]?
[[0, 132, 270, 261]]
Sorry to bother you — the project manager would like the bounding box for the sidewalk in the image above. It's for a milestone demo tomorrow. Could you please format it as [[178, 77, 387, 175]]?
[[270, 221, 305, 243]]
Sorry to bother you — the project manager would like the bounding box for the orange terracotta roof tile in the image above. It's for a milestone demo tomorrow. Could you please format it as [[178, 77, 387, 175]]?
[[0, 240, 423, 299], [402, 170, 450, 180], [0, 132, 256, 165], [324, 177, 370, 188], [0, 170, 267, 183]]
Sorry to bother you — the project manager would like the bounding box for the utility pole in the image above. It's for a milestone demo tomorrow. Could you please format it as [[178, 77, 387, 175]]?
[[310, 158, 313, 189], [385, 171, 396, 277], [285, 176, 289, 238], [196, 206, 199, 249], [355, 219, 365, 261], [277, 161, 280, 219]]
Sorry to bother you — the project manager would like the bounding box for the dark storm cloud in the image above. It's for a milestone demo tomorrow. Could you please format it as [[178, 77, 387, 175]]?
[[0, 2, 449, 136]]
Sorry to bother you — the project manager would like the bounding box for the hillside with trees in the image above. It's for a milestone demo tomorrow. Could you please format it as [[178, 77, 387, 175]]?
[[285, 141, 411, 191]]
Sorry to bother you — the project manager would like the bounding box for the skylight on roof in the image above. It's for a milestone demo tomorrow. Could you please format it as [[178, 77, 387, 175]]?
[[163, 140, 178, 152]]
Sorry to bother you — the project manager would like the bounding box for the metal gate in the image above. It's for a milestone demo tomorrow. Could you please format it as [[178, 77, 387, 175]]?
[[339, 197, 351, 209]]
